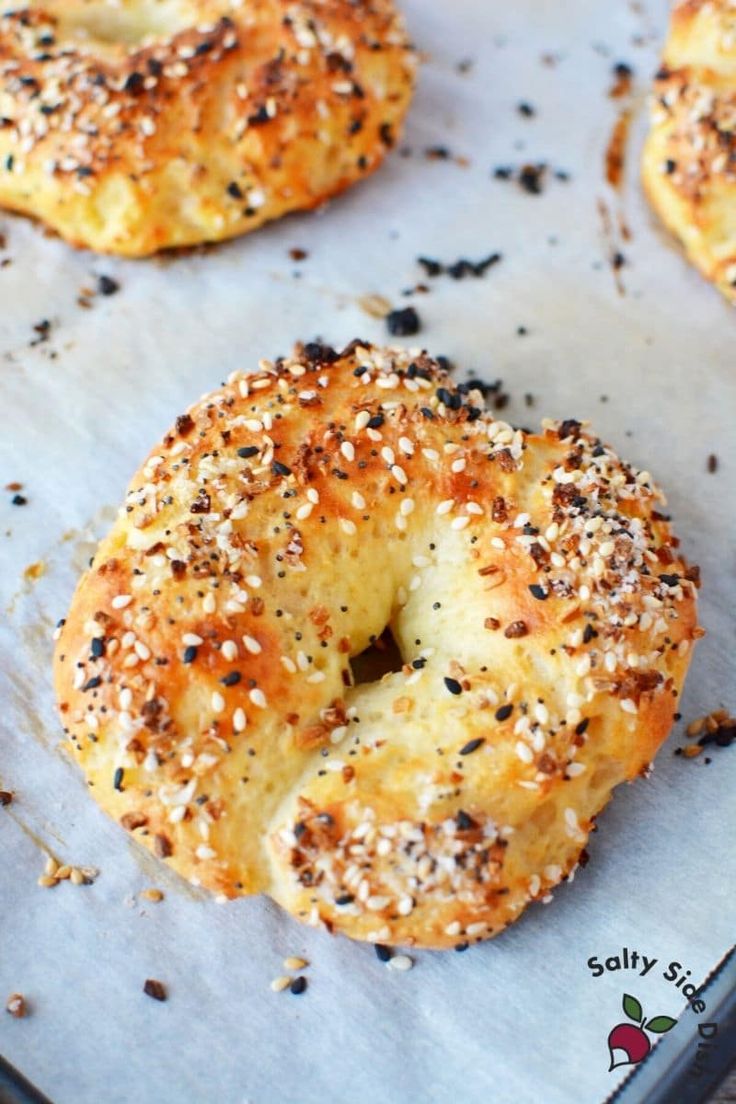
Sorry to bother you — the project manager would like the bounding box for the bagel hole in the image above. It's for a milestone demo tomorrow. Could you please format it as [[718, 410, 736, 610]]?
[[350, 627, 403, 685]]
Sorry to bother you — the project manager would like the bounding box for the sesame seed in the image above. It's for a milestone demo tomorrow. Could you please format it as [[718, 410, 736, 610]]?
[[387, 955, 414, 971], [289, 976, 307, 995], [250, 688, 267, 708], [211, 691, 225, 713], [459, 737, 484, 755], [242, 635, 262, 655], [284, 956, 309, 970], [111, 594, 132, 609], [270, 976, 292, 992]]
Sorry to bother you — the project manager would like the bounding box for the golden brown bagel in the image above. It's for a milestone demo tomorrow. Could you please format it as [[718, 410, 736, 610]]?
[[643, 0, 736, 302], [0, 0, 415, 256], [54, 342, 700, 949]]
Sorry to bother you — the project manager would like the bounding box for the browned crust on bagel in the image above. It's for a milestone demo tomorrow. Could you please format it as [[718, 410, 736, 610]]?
[[54, 342, 700, 948], [643, 0, 736, 301], [0, 1, 416, 255]]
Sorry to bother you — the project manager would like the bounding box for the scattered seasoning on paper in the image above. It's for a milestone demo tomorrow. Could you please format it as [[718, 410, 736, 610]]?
[[6, 993, 27, 1018], [283, 957, 309, 971], [0, 790, 13, 806], [517, 101, 536, 117], [97, 275, 120, 296], [358, 294, 392, 320], [30, 319, 52, 346], [417, 254, 502, 280], [140, 888, 164, 903], [289, 248, 308, 261], [270, 976, 292, 993], [387, 955, 413, 972], [374, 944, 392, 963], [10, 493, 27, 506], [37, 857, 98, 888], [386, 306, 420, 337], [707, 454, 718, 474], [143, 979, 167, 1002], [492, 162, 570, 194], [675, 710, 736, 762]]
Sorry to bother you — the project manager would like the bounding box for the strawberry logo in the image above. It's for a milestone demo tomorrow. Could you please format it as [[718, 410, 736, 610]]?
[[607, 994, 677, 1071]]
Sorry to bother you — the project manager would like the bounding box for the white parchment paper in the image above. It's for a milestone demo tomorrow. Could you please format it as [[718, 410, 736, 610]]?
[[1, 3, 734, 1102]]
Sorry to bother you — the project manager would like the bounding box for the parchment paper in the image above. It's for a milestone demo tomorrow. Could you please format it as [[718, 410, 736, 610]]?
[[1, 3, 734, 1102]]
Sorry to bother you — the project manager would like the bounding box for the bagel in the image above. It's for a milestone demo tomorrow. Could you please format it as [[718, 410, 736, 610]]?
[[0, 0, 415, 256], [643, 0, 736, 302], [53, 342, 700, 949]]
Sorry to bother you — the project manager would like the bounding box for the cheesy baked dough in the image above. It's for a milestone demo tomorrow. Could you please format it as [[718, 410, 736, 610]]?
[[644, 0, 736, 302], [54, 342, 700, 949], [0, 0, 415, 255]]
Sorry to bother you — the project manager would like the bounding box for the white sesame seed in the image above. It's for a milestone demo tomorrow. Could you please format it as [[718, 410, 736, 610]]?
[[250, 688, 267, 708], [451, 458, 466, 473], [341, 441, 355, 462], [355, 410, 370, 431], [351, 491, 366, 510], [451, 516, 470, 530], [387, 955, 413, 971], [340, 518, 357, 535], [564, 807, 578, 828], [242, 635, 262, 655], [111, 594, 132, 610], [444, 921, 461, 936], [245, 575, 262, 588], [233, 708, 247, 733], [211, 691, 225, 713], [196, 845, 216, 860], [284, 957, 308, 970], [221, 640, 238, 662], [620, 698, 638, 714], [391, 465, 408, 485], [515, 741, 533, 763], [270, 976, 292, 992], [400, 498, 415, 516], [182, 633, 203, 647], [296, 502, 313, 520], [203, 593, 216, 614], [307, 488, 320, 504], [436, 499, 454, 515], [398, 436, 414, 456]]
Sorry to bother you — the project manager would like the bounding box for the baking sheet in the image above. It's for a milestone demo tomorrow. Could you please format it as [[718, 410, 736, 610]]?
[[1, 2, 735, 1102]]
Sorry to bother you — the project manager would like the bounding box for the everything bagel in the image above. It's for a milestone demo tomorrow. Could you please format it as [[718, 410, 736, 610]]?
[[53, 342, 700, 949], [644, 0, 736, 303], [0, 0, 415, 255]]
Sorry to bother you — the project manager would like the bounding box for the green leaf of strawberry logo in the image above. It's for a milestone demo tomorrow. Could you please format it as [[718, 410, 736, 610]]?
[[623, 994, 643, 1023], [644, 1015, 677, 1033]]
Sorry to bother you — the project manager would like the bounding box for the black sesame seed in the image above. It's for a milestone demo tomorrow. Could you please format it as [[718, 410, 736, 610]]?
[[444, 677, 462, 695], [272, 461, 292, 477], [82, 676, 102, 691], [335, 893, 354, 905], [459, 737, 484, 756], [456, 810, 476, 831], [386, 306, 420, 336], [367, 413, 384, 428], [455, 942, 470, 952], [528, 584, 548, 600], [221, 671, 241, 686], [11, 494, 27, 506], [374, 944, 392, 962], [237, 446, 259, 459], [90, 637, 105, 658], [226, 181, 243, 199], [183, 645, 198, 664], [575, 718, 590, 736], [290, 976, 307, 995], [113, 767, 124, 791], [659, 573, 680, 587], [495, 704, 513, 722], [97, 275, 120, 296]]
